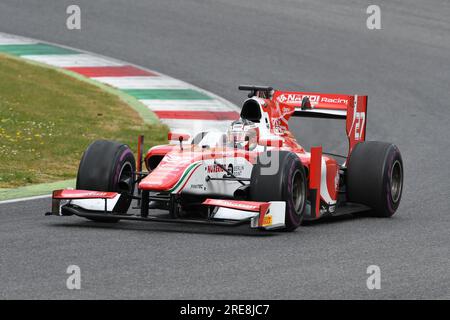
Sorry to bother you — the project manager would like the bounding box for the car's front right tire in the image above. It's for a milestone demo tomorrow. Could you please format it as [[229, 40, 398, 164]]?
[[250, 151, 307, 231]]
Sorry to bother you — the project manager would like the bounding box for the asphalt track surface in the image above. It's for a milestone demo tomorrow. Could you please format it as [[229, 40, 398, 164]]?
[[0, 0, 449, 299]]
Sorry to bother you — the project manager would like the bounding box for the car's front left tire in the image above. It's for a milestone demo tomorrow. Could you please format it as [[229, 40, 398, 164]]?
[[76, 140, 136, 222]]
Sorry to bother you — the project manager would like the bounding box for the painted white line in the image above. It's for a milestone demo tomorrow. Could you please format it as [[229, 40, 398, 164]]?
[[92, 76, 192, 89], [22, 54, 124, 67], [0, 32, 38, 45], [140, 99, 236, 111], [0, 194, 51, 205]]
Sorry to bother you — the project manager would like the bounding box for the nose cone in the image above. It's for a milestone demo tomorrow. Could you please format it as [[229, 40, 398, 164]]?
[[138, 151, 201, 192]]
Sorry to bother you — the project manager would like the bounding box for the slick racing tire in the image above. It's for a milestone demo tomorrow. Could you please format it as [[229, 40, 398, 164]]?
[[76, 140, 136, 222], [250, 151, 307, 231], [347, 141, 403, 217]]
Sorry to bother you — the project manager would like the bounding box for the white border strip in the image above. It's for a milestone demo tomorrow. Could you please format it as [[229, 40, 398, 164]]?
[[0, 32, 38, 45], [0, 194, 51, 205]]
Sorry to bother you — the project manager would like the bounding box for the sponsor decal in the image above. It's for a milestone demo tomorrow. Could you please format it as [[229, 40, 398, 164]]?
[[79, 192, 108, 197], [231, 165, 244, 177], [206, 164, 225, 173], [277, 94, 348, 105], [55, 190, 114, 199], [320, 97, 349, 104], [207, 163, 244, 177], [277, 94, 321, 104], [262, 214, 273, 226], [215, 200, 260, 211], [190, 184, 205, 190]]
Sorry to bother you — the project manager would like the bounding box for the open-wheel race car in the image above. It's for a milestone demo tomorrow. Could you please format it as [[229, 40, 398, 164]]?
[[46, 85, 404, 232]]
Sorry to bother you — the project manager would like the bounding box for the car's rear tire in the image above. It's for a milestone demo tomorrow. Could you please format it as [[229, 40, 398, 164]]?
[[76, 140, 136, 222], [347, 141, 403, 217], [250, 151, 307, 231]]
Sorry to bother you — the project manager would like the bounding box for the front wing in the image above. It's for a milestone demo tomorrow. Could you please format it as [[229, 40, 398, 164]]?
[[46, 189, 286, 230]]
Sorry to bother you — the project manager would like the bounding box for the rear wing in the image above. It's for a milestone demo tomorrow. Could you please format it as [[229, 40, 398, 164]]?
[[273, 91, 368, 157]]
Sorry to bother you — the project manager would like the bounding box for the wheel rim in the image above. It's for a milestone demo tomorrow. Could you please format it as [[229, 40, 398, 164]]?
[[292, 170, 305, 214], [118, 161, 133, 193], [390, 160, 402, 203]]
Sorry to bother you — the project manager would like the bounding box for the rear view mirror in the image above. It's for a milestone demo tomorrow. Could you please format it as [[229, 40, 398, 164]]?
[[168, 132, 191, 142], [168, 132, 191, 150]]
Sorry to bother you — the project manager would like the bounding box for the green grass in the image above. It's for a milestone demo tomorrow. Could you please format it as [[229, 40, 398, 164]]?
[[0, 54, 168, 188]]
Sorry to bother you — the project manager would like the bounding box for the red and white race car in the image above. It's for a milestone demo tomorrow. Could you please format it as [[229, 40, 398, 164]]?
[[47, 85, 403, 231]]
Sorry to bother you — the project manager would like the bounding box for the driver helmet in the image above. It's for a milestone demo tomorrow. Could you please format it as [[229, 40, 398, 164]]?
[[226, 118, 258, 150]]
